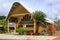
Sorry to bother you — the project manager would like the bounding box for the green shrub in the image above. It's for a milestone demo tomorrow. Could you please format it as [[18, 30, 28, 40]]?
[[17, 28, 25, 35], [3, 27, 7, 33], [0, 30, 2, 33]]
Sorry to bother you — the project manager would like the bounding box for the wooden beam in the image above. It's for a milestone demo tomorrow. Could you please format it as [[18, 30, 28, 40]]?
[[11, 13, 31, 17], [17, 16, 23, 24], [34, 19, 36, 33], [7, 20, 10, 32]]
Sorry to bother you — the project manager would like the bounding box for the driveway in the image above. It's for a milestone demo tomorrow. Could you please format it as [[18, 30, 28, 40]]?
[[0, 34, 57, 40]]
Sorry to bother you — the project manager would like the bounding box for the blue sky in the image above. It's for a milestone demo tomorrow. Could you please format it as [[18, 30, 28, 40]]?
[[0, 0, 60, 20]]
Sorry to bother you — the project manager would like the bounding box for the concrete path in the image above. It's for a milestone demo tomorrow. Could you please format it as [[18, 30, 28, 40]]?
[[0, 34, 57, 40], [53, 36, 60, 40]]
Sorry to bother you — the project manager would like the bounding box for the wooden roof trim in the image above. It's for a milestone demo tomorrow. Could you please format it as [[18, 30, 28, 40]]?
[[11, 13, 31, 17], [6, 2, 30, 21], [19, 2, 30, 13], [6, 2, 18, 20]]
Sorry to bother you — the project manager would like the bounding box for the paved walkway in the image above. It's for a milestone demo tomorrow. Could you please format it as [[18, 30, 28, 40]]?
[[53, 36, 60, 40], [0, 34, 57, 40]]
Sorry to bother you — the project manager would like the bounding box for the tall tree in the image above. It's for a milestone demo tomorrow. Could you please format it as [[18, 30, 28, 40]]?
[[32, 11, 46, 33]]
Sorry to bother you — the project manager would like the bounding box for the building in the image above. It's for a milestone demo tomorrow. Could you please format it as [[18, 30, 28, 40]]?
[[45, 18, 56, 35], [6, 2, 56, 35], [6, 2, 36, 34]]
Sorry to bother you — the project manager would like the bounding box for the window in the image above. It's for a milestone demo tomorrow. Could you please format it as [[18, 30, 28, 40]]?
[[26, 25, 34, 27], [20, 15, 34, 24], [22, 15, 31, 21]]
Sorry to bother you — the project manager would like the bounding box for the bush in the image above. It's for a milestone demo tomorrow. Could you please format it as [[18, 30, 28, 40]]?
[[0, 30, 2, 33], [17, 28, 25, 35], [3, 27, 7, 33]]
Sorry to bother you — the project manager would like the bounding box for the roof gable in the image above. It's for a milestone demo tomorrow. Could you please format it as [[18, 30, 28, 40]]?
[[13, 6, 28, 14], [7, 2, 30, 20], [12, 2, 30, 14]]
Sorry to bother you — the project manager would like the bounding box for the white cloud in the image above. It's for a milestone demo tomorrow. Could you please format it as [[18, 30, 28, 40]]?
[[0, 0, 60, 20]]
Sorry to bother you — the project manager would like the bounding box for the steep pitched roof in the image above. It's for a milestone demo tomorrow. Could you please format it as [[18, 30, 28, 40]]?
[[6, 2, 31, 20]]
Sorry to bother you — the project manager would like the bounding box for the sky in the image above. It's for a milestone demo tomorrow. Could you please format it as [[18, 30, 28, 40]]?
[[0, 0, 60, 20]]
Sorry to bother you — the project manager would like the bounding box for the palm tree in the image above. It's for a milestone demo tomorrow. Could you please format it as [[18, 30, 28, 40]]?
[[32, 11, 46, 33]]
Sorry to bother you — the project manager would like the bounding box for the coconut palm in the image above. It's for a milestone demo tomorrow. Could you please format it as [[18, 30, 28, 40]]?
[[32, 11, 46, 33]]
